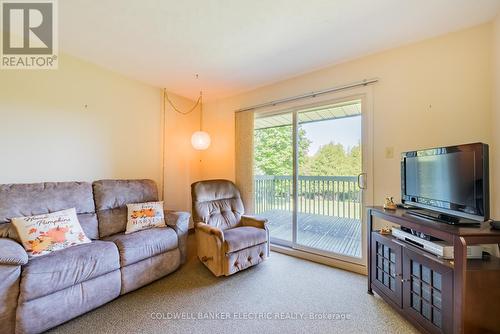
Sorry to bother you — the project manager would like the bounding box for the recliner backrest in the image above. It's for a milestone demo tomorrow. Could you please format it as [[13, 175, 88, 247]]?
[[93, 179, 158, 238], [191, 179, 244, 231]]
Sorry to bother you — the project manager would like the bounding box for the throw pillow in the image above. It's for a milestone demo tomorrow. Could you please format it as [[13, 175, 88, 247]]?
[[11, 208, 91, 257], [126, 201, 165, 234]]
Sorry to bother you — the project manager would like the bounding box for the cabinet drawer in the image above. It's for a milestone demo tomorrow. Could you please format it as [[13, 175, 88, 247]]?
[[371, 232, 402, 307]]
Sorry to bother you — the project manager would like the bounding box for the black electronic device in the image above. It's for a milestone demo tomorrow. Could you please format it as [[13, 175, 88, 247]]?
[[401, 143, 489, 224]]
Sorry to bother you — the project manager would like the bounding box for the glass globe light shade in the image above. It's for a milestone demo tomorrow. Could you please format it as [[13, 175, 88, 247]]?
[[191, 131, 211, 150]]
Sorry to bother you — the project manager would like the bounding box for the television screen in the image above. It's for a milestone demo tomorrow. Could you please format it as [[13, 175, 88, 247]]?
[[401, 143, 489, 222]]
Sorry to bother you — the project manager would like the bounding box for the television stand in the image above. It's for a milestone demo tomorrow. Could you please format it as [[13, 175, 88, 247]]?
[[367, 207, 500, 333], [405, 209, 480, 226]]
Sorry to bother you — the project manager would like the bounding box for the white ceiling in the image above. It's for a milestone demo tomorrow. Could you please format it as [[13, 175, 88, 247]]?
[[60, 0, 500, 100]]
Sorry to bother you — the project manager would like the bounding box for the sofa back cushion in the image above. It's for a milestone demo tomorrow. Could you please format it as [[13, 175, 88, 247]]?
[[93, 179, 158, 238], [191, 179, 244, 231], [0, 182, 98, 240]]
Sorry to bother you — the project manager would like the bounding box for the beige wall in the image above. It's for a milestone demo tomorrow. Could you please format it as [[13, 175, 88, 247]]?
[[201, 23, 494, 214], [0, 52, 202, 216], [1, 22, 497, 220], [493, 15, 500, 219], [0, 53, 164, 188], [163, 91, 201, 214]]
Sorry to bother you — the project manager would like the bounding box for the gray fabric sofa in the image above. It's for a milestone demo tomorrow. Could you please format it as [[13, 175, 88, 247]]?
[[0, 179, 189, 334]]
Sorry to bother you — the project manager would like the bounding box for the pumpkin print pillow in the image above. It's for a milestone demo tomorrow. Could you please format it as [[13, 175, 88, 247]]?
[[126, 201, 165, 234], [11, 208, 91, 257]]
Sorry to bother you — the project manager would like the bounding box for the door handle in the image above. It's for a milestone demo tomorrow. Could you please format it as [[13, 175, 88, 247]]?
[[357, 173, 367, 190]]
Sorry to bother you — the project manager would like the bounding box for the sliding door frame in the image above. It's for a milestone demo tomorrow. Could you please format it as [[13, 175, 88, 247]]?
[[260, 86, 374, 270]]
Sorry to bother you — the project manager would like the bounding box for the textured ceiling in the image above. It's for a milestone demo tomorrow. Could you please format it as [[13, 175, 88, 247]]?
[[59, 0, 500, 100]]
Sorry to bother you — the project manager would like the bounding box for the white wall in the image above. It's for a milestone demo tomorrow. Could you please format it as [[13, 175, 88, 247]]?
[[493, 15, 500, 219], [163, 91, 201, 214], [201, 23, 494, 214], [0, 53, 163, 188]]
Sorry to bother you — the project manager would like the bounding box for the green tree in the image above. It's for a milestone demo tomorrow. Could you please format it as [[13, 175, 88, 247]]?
[[308, 142, 361, 176], [254, 125, 311, 175]]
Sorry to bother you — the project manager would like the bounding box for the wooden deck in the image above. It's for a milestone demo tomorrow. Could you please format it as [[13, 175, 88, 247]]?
[[260, 209, 362, 258]]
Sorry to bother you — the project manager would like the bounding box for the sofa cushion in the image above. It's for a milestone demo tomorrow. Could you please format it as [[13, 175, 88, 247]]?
[[105, 227, 178, 267], [126, 201, 165, 234], [0, 182, 99, 240], [223, 226, 267, 253], [20, 240, 120, 301], [93, 179, 159, 238], [12, 208, 91, 257]]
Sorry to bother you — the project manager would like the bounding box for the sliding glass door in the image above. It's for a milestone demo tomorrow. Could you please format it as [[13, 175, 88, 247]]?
[[295, 102, 363, 259], [254, 112, 294, 245], [253, 97, 368, 264]]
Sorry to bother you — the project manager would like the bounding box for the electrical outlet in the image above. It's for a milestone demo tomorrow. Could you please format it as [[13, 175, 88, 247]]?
[[385, 147, 394, 159]]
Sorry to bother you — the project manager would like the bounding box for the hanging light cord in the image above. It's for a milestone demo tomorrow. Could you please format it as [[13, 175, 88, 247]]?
[[164, 89, 203, 130], [164, 89, 202, 115]]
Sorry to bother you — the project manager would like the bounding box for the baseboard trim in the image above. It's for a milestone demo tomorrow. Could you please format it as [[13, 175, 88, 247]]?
[[270, 244, 367, 275]]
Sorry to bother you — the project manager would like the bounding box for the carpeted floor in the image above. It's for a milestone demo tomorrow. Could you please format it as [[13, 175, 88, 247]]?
[[48, 235, 418, 334]]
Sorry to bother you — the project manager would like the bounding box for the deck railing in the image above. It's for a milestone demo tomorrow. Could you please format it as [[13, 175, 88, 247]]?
[[254, 175, 362, 220]]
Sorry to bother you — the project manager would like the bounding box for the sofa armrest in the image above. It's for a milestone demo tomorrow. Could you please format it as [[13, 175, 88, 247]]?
[[164, 210, 190, 264], [195, 222, 224, 242], [241, 215, 268, 230], [0, 238, 27, 266], [0, 238, 24, 334]]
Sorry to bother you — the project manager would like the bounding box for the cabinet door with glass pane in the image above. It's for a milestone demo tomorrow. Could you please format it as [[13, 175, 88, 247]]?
[[402, 248, 453, 334], [371, 233, 402, 306]]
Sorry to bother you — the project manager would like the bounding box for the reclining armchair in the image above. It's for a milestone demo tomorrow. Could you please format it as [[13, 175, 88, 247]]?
[[191, 179, 269, 276]]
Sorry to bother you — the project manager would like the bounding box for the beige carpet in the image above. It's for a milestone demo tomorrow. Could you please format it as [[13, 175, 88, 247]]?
[[48, 235, 418, 334]]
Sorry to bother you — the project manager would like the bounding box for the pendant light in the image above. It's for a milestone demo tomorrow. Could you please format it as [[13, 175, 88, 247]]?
[[164, 75, 211, 150], [190, 91, 211, 150]]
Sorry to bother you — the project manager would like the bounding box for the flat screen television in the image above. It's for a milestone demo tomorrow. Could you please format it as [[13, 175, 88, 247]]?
[[401, 143, 489, 223]]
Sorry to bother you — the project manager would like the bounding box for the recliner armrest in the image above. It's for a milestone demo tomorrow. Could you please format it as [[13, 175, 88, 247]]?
[[195, 222, 224, 241], [241, 215, 268, 229], [164, 210, 190, 264], [0, 238, 28, 266]]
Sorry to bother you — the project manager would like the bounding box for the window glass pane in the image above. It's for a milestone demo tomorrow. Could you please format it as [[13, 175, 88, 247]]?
[[412, 279, 421, 295], [422, 301, 431, 320], [411, 293, 421, 311], [383, 259, 389, 272], [254, 112, 293, 244], [412, 261, 420, 277], [377, 269, 383, 282], [422, 266, 431, 284], [254, 99, 364, 260], [296, 101, 363, 258], [389, 250, 396, 262], [383, 245, 389, 259], [422, 283, 431, 301], [384, 273, 390, 286], [433, 291, 442, 309], [433, 271, 442, 291]]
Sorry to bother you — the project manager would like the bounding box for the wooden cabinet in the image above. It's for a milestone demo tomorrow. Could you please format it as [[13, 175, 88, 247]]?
[[402, 245, 453, 333], [371, 233, 402, 307], [371, 232, 453, 333], [367, 207, 500, 334]]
